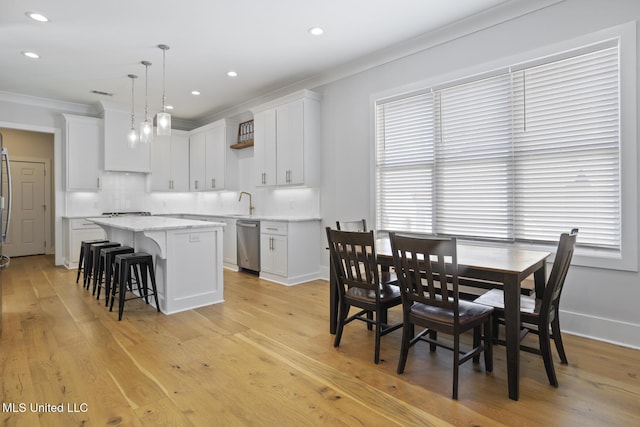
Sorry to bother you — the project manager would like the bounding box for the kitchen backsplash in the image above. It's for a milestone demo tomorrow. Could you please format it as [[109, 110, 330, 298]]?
[[65, 172, 320, 218]]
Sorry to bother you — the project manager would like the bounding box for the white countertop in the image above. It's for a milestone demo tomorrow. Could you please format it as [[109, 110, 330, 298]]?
[[87, 216, 225, 232]]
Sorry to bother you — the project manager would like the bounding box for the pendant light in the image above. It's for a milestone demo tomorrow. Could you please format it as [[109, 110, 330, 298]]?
[[156, 44, 171, 136], [127, 74, 138, 148], [139, 60, 153, 143]]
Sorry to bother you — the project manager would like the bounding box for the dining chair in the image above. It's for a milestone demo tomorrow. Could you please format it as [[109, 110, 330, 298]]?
[[389, 232, 494, 400], [326, 227, 403, 364], [473, 228, 578, 388], [336, 219, 367, 232]]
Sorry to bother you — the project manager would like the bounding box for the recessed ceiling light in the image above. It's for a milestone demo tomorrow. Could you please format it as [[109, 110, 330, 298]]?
[[22, 51, 40, 59], [308, 27, 324, 36], [227, 71, 238, 77], [25, 12, 49, 22], [166, 105, 174, 110], [191, 90, 201, 96]]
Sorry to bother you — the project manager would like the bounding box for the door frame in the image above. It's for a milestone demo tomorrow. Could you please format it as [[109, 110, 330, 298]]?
[[9, 156, 52, 255]]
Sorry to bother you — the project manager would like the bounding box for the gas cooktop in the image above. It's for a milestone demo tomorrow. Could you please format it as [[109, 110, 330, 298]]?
[[101, 211, 152, 217]]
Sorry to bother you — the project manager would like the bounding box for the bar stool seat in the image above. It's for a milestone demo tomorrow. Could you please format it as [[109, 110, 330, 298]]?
[[77, 239, 108, 284], [110, 252, 160, 321], [87, 242, 121, 291], [96, 245, 134, 305]]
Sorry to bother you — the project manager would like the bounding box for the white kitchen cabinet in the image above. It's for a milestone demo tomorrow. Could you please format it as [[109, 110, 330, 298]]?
[[151, 131, 190, 191], [251, 90, 320, 187], [101, 102, 151, 173], [63, 114, 103, 191], [259, 219, 321, 286], [190, 119, 238, 191], [253, 109, 277, 187], [260, 221, 288, 277], [211, 216, 237, 269], [63, 218, 106, 269]]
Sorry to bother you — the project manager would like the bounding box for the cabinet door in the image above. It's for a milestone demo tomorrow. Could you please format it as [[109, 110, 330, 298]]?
[[65, 115, 102, 191], [276, 99, 304, 185], [103, 108, 151, 173], [189, 132, 206, 191], [253, 109, 277, 187], [260, 234, 287, 276], [205, 125, 226, 190], [170, 134, 190, 191], [150, 135, 172, 191]]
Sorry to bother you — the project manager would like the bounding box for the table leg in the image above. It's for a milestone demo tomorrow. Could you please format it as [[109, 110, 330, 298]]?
[[503, 273, 521, 401]]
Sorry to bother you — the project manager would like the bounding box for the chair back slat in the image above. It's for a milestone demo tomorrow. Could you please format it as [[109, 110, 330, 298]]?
[[326, 228, 380, 298], [389, 233, 459, 314], [542, 229, 578, 319]]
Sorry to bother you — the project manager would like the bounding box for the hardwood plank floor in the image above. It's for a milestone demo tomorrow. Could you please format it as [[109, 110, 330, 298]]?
[[1, 255, 639, 426]]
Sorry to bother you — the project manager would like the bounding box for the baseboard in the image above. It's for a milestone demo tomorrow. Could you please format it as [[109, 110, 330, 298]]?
[[560, 309, 640, 350]]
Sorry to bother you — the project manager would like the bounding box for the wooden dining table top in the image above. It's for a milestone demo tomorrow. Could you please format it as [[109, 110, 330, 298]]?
[[374, 237, 551, 275]]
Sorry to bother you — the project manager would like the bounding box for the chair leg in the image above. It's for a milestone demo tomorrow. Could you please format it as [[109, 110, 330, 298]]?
[[473, 327, 481, 364], [147, 260, 160, 312], [374, 309, 381, 364], [538, 325, 559, 387], [397, 322, 413, 374], [452, 336, 460, 400], [429, 330, 437, 352], [484, 320, 493, 372], [366, 310, 373, 331], [334, 301, 348, 348], [551, 315, 568, 364]]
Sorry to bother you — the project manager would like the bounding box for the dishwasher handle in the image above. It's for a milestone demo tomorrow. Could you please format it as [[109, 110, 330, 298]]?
[[237, 221, 259, 228]]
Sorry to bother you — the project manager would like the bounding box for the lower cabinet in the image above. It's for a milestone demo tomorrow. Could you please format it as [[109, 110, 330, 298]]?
[[63, 218, 106, 269], [260, 220, 321, 286]]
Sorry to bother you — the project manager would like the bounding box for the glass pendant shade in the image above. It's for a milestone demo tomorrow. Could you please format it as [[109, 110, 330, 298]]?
[[156, 44, 171, 136], [139, 60, 153, 144], [156, 112, 171, 135], [140, 120, 153, 143], [127, 74, 138, 149], [127, 127, 138, 148]]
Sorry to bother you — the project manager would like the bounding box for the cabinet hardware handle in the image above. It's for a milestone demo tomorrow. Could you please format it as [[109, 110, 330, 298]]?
[[195, 179, 199, 189], [211, 178, 216, 188], [97, 177, 100, 188]]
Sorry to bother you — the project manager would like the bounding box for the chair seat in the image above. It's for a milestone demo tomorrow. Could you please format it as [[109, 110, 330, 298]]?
[[411, 299, 494, 326], [474, 288, 540, 315], [346, 283, 401, 302]]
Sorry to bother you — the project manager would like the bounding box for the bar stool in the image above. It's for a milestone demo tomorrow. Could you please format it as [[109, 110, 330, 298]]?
[[95, 245, 134, 304], [76, 239, 108, 284], [110, 252, 160, 321], [86, 242, 121, 291]]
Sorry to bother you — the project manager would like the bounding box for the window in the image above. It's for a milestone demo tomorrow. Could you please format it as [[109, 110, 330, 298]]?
[[376, 43, 621, 252]]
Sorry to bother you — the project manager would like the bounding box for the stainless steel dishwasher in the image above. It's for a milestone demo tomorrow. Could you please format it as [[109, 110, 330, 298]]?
[[237, 219, 260, 273]]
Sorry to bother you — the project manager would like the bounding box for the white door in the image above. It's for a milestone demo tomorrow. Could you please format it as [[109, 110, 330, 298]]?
[[3, 161, 46, 257]]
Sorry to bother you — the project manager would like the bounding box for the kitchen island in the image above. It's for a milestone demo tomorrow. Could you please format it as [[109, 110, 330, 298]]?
[[88, 216, 225, 314]]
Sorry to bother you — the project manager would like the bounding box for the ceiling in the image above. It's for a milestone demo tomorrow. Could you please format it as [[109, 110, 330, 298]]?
[[1, 0, 513, 124]]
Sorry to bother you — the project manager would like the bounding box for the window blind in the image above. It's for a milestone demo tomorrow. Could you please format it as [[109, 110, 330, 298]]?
[[375, 43, 620, 249]]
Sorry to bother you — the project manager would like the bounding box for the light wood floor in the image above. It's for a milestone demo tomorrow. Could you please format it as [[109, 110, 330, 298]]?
[[1, 255, 639, 426]]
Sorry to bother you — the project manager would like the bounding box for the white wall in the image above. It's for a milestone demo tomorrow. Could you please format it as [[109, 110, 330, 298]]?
[[316, 0, 640, 348]]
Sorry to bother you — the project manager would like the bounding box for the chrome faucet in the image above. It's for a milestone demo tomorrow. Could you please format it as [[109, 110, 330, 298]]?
[[238, 191, 255, 216]]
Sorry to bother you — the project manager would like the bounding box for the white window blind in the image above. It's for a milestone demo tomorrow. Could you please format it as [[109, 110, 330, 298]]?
[[375, 43, 620, 249], [376, 93, 435, 233]]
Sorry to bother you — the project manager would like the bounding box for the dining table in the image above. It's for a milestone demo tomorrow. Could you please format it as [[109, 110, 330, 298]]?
[[328, 235, 550, 401]]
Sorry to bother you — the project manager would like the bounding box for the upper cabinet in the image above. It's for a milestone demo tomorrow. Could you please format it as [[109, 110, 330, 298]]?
[[189, 119, 238, 191], [251, 90, 321, 187], [150, 131, 190, 191], [101, 103, 151, 173], [63, 114, 103, 191]]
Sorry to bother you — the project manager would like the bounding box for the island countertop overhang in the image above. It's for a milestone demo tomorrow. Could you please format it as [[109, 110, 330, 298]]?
[[87, 216, 225, 232]]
